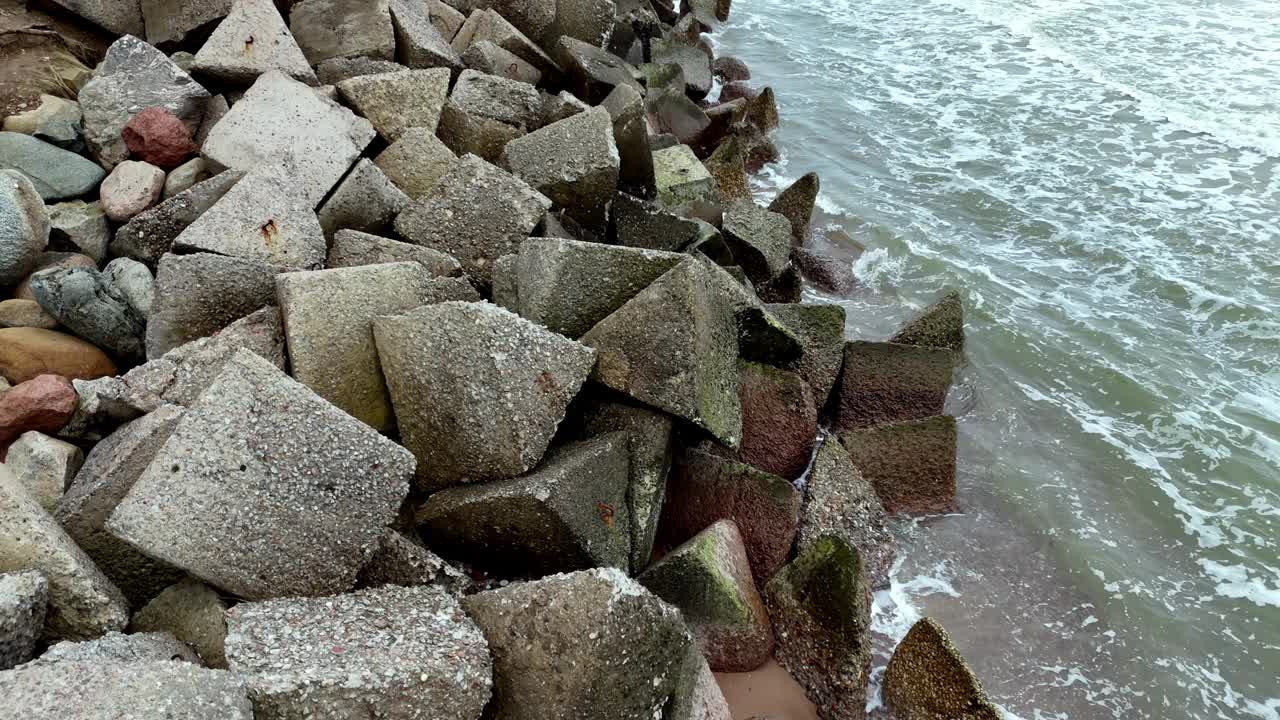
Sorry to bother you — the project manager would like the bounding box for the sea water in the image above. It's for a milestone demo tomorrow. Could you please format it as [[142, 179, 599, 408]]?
[[715, 0, 1280, 717]]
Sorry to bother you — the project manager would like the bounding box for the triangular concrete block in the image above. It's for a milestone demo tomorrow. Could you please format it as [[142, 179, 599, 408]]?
[[193, 0, 318, 85]]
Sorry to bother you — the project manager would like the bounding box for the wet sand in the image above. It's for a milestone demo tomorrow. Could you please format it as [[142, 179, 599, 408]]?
[[716, 659, 821, 719]]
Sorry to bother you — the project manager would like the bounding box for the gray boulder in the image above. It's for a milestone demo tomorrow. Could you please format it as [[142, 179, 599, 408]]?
[[514, 237, 684, 338], [4, 432, 83, 512], [890, 290, 966, 353], [799, 437, 894, 590], [437, 69, 542, 162], [884, 618, 1001, 720], [317, 160, 410, 241], [373, 127, 456, 199], [0, 170, 49, 286], [768, 302, 847, 407], [106, 351, 415, 600], [462, 41, 542, 85], [0, 570, 47, 671], [162, 157, 209, 198], [839, 415, 957, 515], [601, 84, 655, 199], [111, 170, 243, 267], [191, 0, 317, 85], [501, 107, 619, 230], [451, 9, 558, 73], [54, 407, 187, 608], [78, 35, 210, 169], [25, 630, 201, 667], [548, 0, 616, 48], [29, 267, 147, 363], [356, 529, 470, 595], [612, 191, 705, 251], [225, 585, 491, 720], [388, 0, 465, 72], [328, 229, 461, 276], [46, 0, 144, 36], [337, 68, 451, 141], [653, 144, 720, 213], [47, 201, 108, 262], [722, 200, 792, 283], [290, 0, 396, 65], [418, 433, 631, 575], [374, 301, 595, 490], [463, 568, 694, 720], [831, 340, 954, 431], [554, 35, 643, 104], [130, 578, 228, 668], [652, 39, 712, 99], [103, 258, 155, 320], [1, 94, 83, 152], [201, 70, 374, 207], [393, 154, 551, 289], [0, 660, 253, 720], [0, 133, 105, 202], [581, 258, 742, 448], [0, 464, 129, 641]]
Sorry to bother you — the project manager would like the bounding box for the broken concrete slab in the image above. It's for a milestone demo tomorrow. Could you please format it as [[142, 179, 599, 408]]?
[[290, 0, 396, 65], [171, 170, 325, 269], [315, 56, 406, 85], [374, 301, 596, 491], [337, 68, 451, 141], [317, 160, 410, 241], [388, 0, 465, 72], [653, 143, 720, 213], [652, 39, 712, 99], [393, 154, 551, 289], [548, 0, 616, 48], [452, 8, 558, 74], [889, 290, 965, 354], [611, 192, 706, 251], [192, 0, 318, 85], [839, 415, 957, 515], [764, 535, 873, 720], [225, 584, 491, 720], [356, 529, 470, 595], [328, 229, 462, 276], [768, 302, 846, 408], [0, 570, 47, 670], [462, 41, 542, 85], [463, 568, 694, 720], [106, 351, 415, 600], [735, 360, 817, 480], [5, 431, 82, 512], [884, 618, 1002, 720], [451, 68, 543, 127], [798, 436, 894, 590], [581, 259, 741, 448], [142, 0, 235, 47], [830, 341, 954, 432], [131, 578, 229, 669], [46, 0, 145, 35], [502, 107, 619, 229], [0, 464, 129, 641], [722, 199, 792, 284], [554, 35, 644, 104], [201, 70, 374, 207], [28, 630, 202, 667], [373, 127, 456, 200], [514, 237, 684, 338], [601, 84, 655, 199], [111, 170, 243, 267], [660, 445, 801, 585], [638, 519, 772, 672], [79, 35, 210, 169]]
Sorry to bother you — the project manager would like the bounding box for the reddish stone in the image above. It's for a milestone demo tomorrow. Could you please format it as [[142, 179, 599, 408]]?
[[830, 341, 953, 433], [658, 444, 801, 585], [712, 56, 751, 83], [792, 246, 856, 295], [720, 81, 758, 103], [0, 374, 77, 455], [736, 361, 817, 481], [122, 107, 198, 170], [839, 415, 957, 515]]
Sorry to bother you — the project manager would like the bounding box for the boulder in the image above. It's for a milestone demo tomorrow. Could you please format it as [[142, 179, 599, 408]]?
[[106, 350, 415, 600], [0, 375, 77, 450], [638, 519, 772, 671], [29, 267, 147, 363], [356, 529, 470, 595], [0, 328, 116, 385], [2, 94, 84, 152], [452, 9, 558, 74], [102, 258, 155, 320], [226, 585, 491, 720], [704, 135, 752, 203], [163, 158, 209, 198], [328, 229, 461, 276], [554, 35, 643, 103], [201, 70, 374, 207], [316, 159, 410, 241], [611, 192, 706, 251], [53, 406, 187, 607], [764, 535, 873, 720], [755, 263, 801, 303], [539, 89, 589, 126], [722, 200, 792, 283], [0, 660, 253, 720], [0, 464, 129, 640], [145, 253, 281, 359], [646, 85, 711, 147], [141, 0, 235, 46], [501, 107, 619, 229], [652, 39, 712, 99], [192, 0, 318, 85], [4, 432, 82, 512], [890, 290, 965, 353], [45, 0, 144, 36], [338, 68, 451, 141], [47, 200, 108, 262], [277, 262, 455, 432], [767, 172, 819, 244], [0, 133, 103, 204], [548, 0, 616, 47], [830, 341, 953, 432], [735, 360, 817, 480], [28, 630, 201, 667], [100, 161, 166, 223], [600, 84, 655, 199], [462, 568, 694, 720], [436, 69, 542, 162], [883, 618, 1001, 720], [462, 41, 542, 85], [418, 433, 631, 575], [839, 415, 957, 515], [131, 578, 229, 669], [0, 170, 48, 286], [660, 445, 800, 585], [0, 300, 57, 330], [798, 437, 894, 590], [121, 108, 197, 170], [582, 259, 742, 447], [0, 570, 47, 670], [388, 0, 465, 72], [11, 252, 97, 303], [454, 0, 554, 46], [171, 170, 325, 269], [374, 128, 457, 199], [290, 0, 396, 64], [111, 170, 244, 267], [78, 36, 209, 170], [393, 154, 551, 289], [430, 0, 467, 39], [490, 253, 519, 310], [653, 144, 720, 213], [374, 301, 595, 491], [514, 237, 684, 338]]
